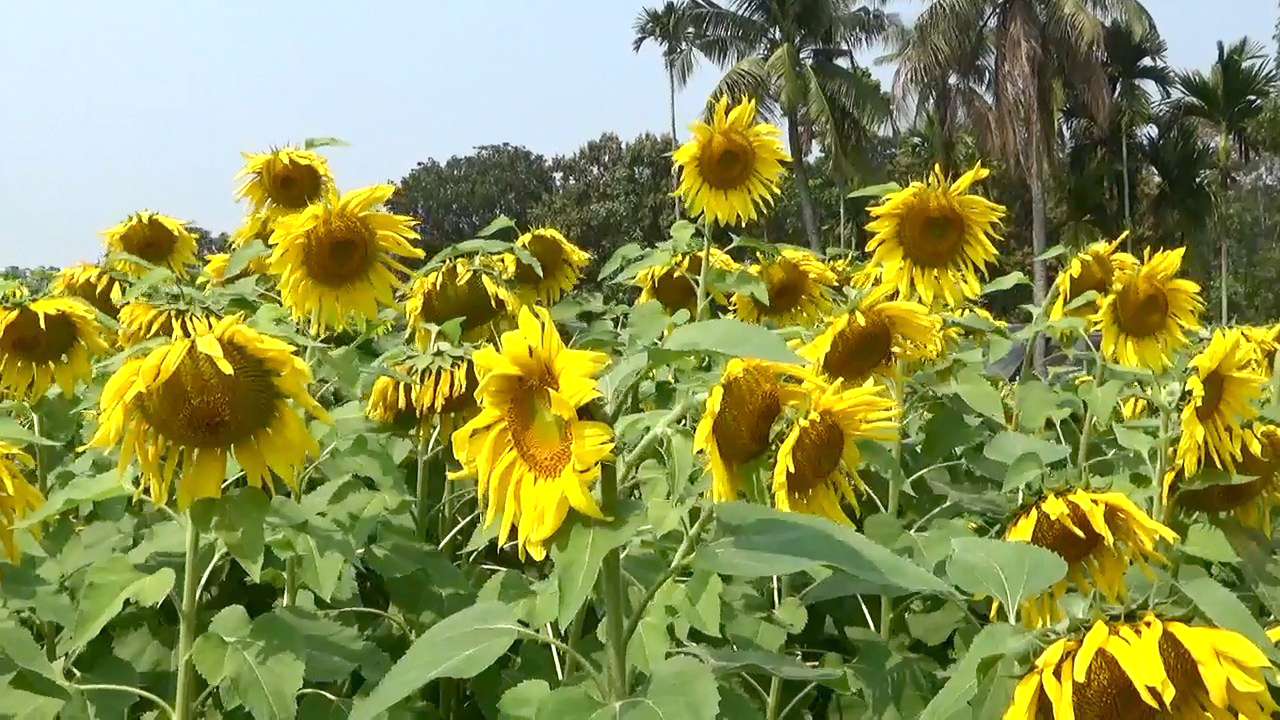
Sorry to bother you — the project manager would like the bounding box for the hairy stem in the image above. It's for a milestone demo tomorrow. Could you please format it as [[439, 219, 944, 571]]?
[[173, 518, 201, 720]]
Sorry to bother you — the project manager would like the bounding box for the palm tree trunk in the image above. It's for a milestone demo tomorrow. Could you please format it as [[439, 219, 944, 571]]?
[[1029, 150, 1049, 374], [839, 194, 847, 250], [1121, 117, 1132, 249], [785, 114, 821, 252], [669, 67, 681, 219], [1218, 132, 1230, 325]]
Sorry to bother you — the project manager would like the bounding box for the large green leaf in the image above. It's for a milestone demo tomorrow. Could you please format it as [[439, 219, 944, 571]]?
[[1177, 566, 1280, 663], [946, 538, 1067, 622], [918, 623, 1033, 720], [949, 371, 1005, 423], [191, 605, 306, 720], [551, 501, 644, 627], [65, 558, 174, 653], [695, 647, 843, 682], [984, 431, 1070, 465], [213, 488, 270, 579], [662, 319, 801, 364]]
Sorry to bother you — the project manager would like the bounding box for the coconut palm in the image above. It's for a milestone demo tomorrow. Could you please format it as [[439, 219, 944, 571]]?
[[691, 0, 896, 251], [1139, 112, 1216, 252], [1175, 37, 1278, 323], [1104, 21, 1173, 236]]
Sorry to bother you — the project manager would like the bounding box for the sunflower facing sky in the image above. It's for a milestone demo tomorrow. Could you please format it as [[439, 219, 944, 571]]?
[[633, 248, 738, 316], [799, 287, 942, 384], [450, 306, 613, 561], [1050, 234, 1139, 320], [1094, 247, 1203, 371], [269, 184, 423, 334], [88, 315, 329, 509], [51, 264, 126, 319], [672, 95, 789, 226], [501, 228, 590, 306], [1004, 615, 1276, 719], [116, 301, 217, 349], [1003, 490, 1178, 627], [864, 162, 1004, 308], [0, 297, 109, 401], [1167, 423, 1280, 533], [235, 147, 334, 214], [1175, 328, 1265, 477], [773, 379, 897, 524], [102, 212, 198, 278], [0, 442, 43, 562], [733, 248, 837, 327], [405, 257, 519, 346], [694, 358, 810, 503]]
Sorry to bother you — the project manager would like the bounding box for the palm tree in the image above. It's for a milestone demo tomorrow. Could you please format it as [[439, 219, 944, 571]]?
[[1175, 37, 1278, 323], [633, 2, 705, 214], [691, 0, 895, 251], [1139, 112, 1216, 252]]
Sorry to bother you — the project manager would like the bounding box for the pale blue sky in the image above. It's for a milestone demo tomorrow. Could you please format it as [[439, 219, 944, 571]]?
[[1, 1, 1275, 268]]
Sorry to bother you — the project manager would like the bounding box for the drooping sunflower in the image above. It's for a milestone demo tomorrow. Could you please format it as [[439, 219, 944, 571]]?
[[633, 248, 738, 315], [864, 163, 1005, 308], [405, 257, 520, 346], [1242, 323, 1280, 376], [501, 228, 590, 306], [1094, 247, 1203, 371], [102, 212, 198, 278], [51, 264, 126, 319], [772, 379, 897, 524], [0, 443, 43, 562], [799, 287, 942, 384], [117, 301, 217, 349], [450, 306, 613, 561], [694, 358, 811, 503], [1175, 328, 1265, 477], [204, 211, 275, 284], [366, 351, 478, 436], [0, 297, 110, 401], [1167, 424, 1280, 533], [1003, 490, 1178, 627], [1049, 234, 1140, 321], [87, 315, 329, 509], [733, 249, 837, 327], [234, 147, 334, 213], [672, 95, 789, 226], [269, 184, 423, 334]]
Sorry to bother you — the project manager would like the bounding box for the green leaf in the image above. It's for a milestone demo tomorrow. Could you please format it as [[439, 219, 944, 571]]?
[[12, 470, 130, 529], [949, 371, 1005, 423], [984, 431, 1070, 465], [662, 319, 801, 364], [0, 620, 59, 682], [918, 623, 1034, 720], [1177, 565, 1280, 662], [499, 680, 551, 720], [1181, 524, 1239, 563], [1113, 423, 1156, 455], [982, 272, 1030, 294], [552, 502, 644, 627], [350, 602, 520, 720], [847, 181, 901, 198], [1034, 244, 1067, 261], [1085, 379, 1125, 426], [906, 602, 968, 646], [534, 685, 604, 720], [0, 417, 57, 446], [475, 215, 517, 238], [67, 558, 175, 653], [641, 655, 719, 720], [192, 605, 306, 720], [224, 239, 268, 277], [946, 538, 1067, 622], [302, 136, 348, 150], [695, 647, 843, 682], [213, 488, 270, 579], [600, 243, 645, 281]]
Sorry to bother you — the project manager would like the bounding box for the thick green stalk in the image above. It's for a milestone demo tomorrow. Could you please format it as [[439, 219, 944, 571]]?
[[694, 220, 714, 321], [764, 577, 790, 720], [598, 462, 628, 701], [880, 363, 905, 640], [415, 427, 434, 542], [173, 518, 201, 720], [1077, 359, 1106, 481], [1154, 378, 1171, 522]]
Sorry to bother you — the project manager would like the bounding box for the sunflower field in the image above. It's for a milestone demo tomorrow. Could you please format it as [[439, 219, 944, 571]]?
[[4, 97, 1280, 720]]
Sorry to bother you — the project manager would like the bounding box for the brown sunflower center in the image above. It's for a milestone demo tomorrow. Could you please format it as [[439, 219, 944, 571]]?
[[712, 369, 781, 465], [1157, 631, 1201, 700], [1070, 649, 1161, 720], [515, 232, 566, 285], [303, 213, 377, 287], [1029, 503, 1102, 563], [1067, 254, 1112, 303], [268, 163, 324, 210], [822, 316, 894, 382], [419, 273, 505, 332], [139, 341, 281, 449], [1115, 283, 1169, 338], [699, 132, 757, 190], [652, 255, 702, 313], [0, 308, 77, 363], [121, 219, 179, 264], [1175, 476, 1268, 513], [762, 260, 808, 315], [507, 382, 573, 479], [901, 201, 966, 268], [785, 412, 846, 495], [1195, 371, 1226, 420]]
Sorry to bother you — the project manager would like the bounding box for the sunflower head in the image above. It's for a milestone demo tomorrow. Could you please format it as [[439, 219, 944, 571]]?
[[799, 287, 942, 383], [87, 315, 329, 509], [0, 443, 43, 562], [103, 212, 198, 278], [405, 257, 519, 346], [366, 348, 478, 435], [1050, 234, 1139, 320], [634, 248, 738, 315], [51, 264, 127, 319], [501, 228, 590, 306], [235, 147, 334, 213], [451, 306, 613, 560], [1094, 247, 1203, 371], [1004, 490, 1178, 627], [269, 184, 423, 334], [772, 378, 897, 524], [1242, 323, 1280, 376], [204, 212, 275, 285], [117, 301, 218, 349], [1167, 424, 1280, 532], [864, 163, 1005, 308], [0, 297, 110, 401], [1175, 328, 1265, 478], [672, 96, 789, 226], [733, 248, 837, 327]]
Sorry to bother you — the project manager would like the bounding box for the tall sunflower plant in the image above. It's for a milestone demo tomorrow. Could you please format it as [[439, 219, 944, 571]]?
[[5, 118, 1280, 720]]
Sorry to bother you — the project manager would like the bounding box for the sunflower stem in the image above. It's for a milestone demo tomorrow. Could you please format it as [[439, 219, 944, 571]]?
[[694, 218, 714, 321], [1155, 373, 1172, 522], [764, 576, 790, 720], [620, 507, 713, 650], [415, 424, 440, 542], [880, 362, 906, 641], [173, 516, 201, 720], [1077, 360, 1106, 482], [598, 461, 629, 701]]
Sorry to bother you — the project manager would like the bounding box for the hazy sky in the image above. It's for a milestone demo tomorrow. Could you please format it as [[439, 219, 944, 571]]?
[[2, 1, 1276, 268]]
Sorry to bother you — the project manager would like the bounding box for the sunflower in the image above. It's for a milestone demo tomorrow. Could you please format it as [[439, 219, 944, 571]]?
[[450, 306, 613, 561], [51, 264, 126, 319], [633, 248, 738, 315], [204, 212, 274, 284], [0, 297, 110, 401], [1004, 616, 1276, 719], [1003, 490, 1178, 627], [234, 147, 334, 213], [501, 228, 590, 305], [405, 258, 519, 346], [117, 301, 217, 348], [772, 379, 897, 524], [1120, 395, 1151, 421], [733, 249, 837, 327], [102, 212, 198, 278], [1094, 247, 1203, 371], [1242, 323, 1280, 376], [694, 358, 811, 503], [1174, 329, 1265, 477], [799, 287, 942, 384], [87, 315, 328, 509], [1049, 234, 1139, 320], [864, 163, 1005, 308], [366, 354, 477, 436], [672, 95, 789, 226], [1167, 424, 1280, 533], [0, 443, 43, 562], [269, 184, 423, 334]]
